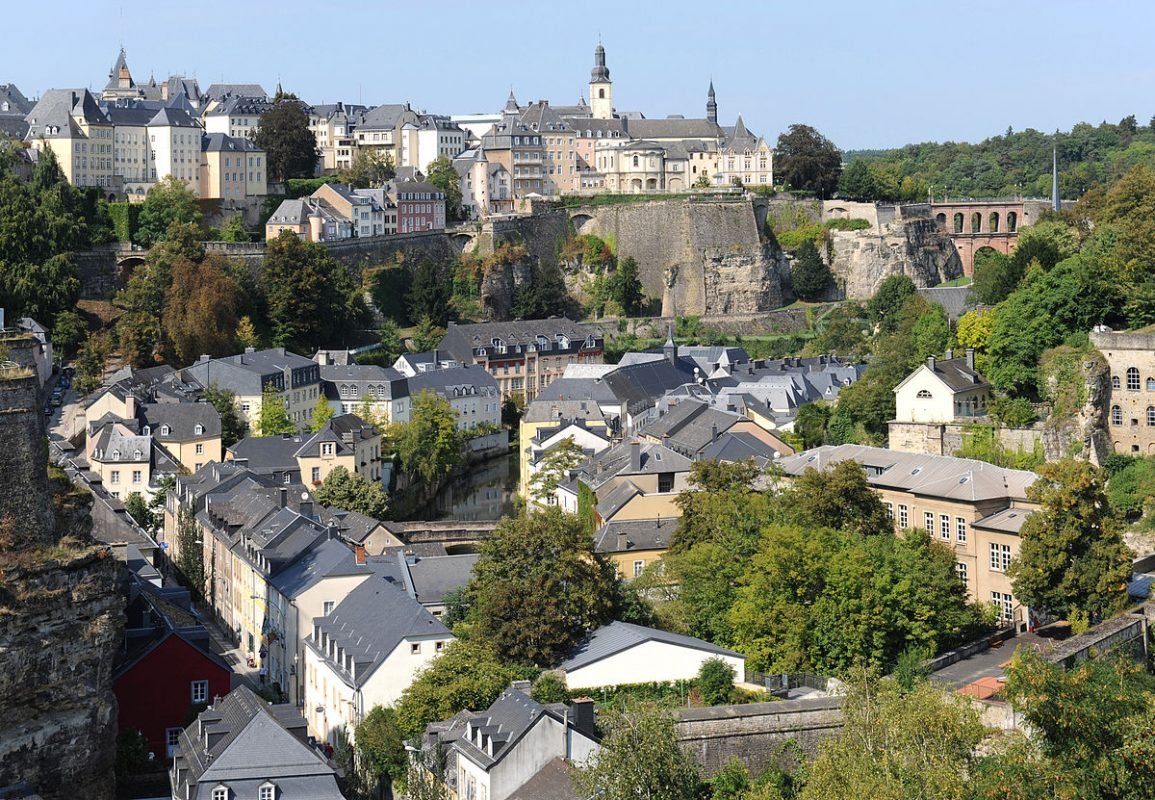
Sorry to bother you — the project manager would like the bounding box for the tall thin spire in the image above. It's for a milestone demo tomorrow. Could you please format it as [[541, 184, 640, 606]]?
[[706, 80, 717, 125], [1051, 145, 1061, 211]]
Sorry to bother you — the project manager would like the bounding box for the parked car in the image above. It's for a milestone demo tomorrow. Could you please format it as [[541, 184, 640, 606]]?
[[43, 405, 52, 416]]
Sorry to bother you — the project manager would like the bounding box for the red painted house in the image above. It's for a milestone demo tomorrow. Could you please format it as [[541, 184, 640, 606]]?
[[114, 630, 232, 759], [392, 180, 446, 233]]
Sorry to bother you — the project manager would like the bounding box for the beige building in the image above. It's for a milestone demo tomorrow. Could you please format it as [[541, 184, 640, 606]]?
[[1090, 329, 1155, 456], [140, 402, 223, 474], [25, 88, 115, 191], [148, 107, 204, 193], [200, 133, 267, 201], [778, 444, 1039, 630], [182, 347, 323, 434], [520, 101, 579, 197], [596, 139, 667, 193]]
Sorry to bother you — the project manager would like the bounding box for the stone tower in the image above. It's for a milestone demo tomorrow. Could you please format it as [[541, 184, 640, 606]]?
[[706, 81, 717, 125], [589, 42, 613, 120]]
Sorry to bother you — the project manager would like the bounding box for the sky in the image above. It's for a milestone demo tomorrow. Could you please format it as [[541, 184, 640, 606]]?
[[6, 0, 1155, 150]]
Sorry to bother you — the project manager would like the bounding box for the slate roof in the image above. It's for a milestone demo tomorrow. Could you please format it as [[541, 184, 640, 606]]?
[[971, 507, 1031, 534], [642, 398, 744, 457], [140, 402, 221, 440], [406, 364, 499, 398], [148, 107, 199, 128], [358, 103, 414, 130], [320, 364, 409, 401], [172, 686, 341, 800], [438, 687, 551, 768], [777, 444, 1038, 503], [558, 621, 742, 672], [326, 508, 387, 545], [699, 430, 787, 465], [897, 354, 990, 394], [201, 132, 261, 153], [506, 757, 581, 800], [601, 357, 699, 414], [400, 552, 479, 606], [0, 83, 32, 115], [307, 574, 449, 688], [579, 438, 694, 493], [203, 84, 269, 101], [623, 117, 723, 140], [439, 318, 597, 362], [593, 517, 678, 555], [227, 435, 306, 472], [269, 537, 367, 598]]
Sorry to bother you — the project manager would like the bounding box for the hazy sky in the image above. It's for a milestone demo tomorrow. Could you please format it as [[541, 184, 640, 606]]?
[[7, 0, 1154, 150]]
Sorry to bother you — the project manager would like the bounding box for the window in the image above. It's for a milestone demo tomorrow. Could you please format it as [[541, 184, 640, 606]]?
[[989, 543, 1012, 572], [212, 789, 228, 800], [956, 517, 967, 543], [323, 601, 335, 615], [436, 640, 445, 652], [1147, 407, 1155, 427], [1128, 367, 1140, 391], [1148, 378, 1155, 392], [321, 442, 334, 456], [194, 424, 204, 435], [924, 511, 934, 532], [919, 388, 935, 398], [658, 472, 674, 493], [940, 514, 950, 540], [1112, 405, 1123, 426], [898, 505, 908, 529], [132, 470, 142, 484], [166, 727, 182, 747], [991, 591, 1014, 622], [884, 503, 893, 520], [191, 680, 209, 703], [956, 562, 968, 584], [259, 784, 275, 800], [160, 424, 171, 436], [1112, 375, 1121, 389], [110, 470, 120, 484], [410, 643, 421, 655], [196, 443, 205, 455], [311, 467, 321, 483]]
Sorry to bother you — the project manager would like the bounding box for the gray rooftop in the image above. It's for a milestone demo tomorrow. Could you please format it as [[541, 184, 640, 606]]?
[[558, 621, 742, 672]]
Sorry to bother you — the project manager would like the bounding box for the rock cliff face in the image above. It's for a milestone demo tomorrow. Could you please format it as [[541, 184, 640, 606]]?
[[0, 371, 122, 799], [478, 256, 534, 321], [1042, 349, 1112, 466], [828, 218, 963, 300]]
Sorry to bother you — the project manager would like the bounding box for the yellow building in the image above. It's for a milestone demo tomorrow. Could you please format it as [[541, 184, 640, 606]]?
[[1090, 329, 1155, 456], [777, 444, 1039, 630], [140, 402, 223, 474], [200, 133, 267, 201], [594, 517, 678, 579], [182, 348, 323, 434], [25, 88, 115, 191]]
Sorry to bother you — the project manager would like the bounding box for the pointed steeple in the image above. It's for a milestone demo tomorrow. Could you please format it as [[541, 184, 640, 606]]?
[[733, 113, 747, 139], [275, 79, 283, 98], [591, 42, 610, 83], [706, 80, 717, 125], [663, 322, 678, 367], [1052, 145, 1061, 211]]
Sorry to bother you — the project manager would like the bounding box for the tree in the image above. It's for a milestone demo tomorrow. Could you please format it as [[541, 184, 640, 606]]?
[[176, 504, 205, 598], [218, 213, 251, 243], [51, 310, 87, 358], [794, 402, 832, 449], [261, 230, 363, 352], [124, 492, 156, 534], [530, 437, 588, 503], [911, 303, 950, 361], [775, 124, 842, 198], [838, 159, 878, 201], [696, 658, 736, 705], [791, 240, 833, 301], [970, 249, 1021, 306], [338, 149, 395, 188], [136, 176, 202, 246], [799, 673, 985, 800], [314, 466, 389, 519], [866, 275, 916, 332], [257, 384, 295, 436], [953, 308, 996, 376], [410, 315, 446, 354], [609, 256, 645, 316], [514, 262, 572, 320], [235, 315, 261, 350], [202, 384, 245, 446], [469, 507, 616, 666], [354, 705, 408, 791], [254, 92, 319, 182], [0, 254, 81, 327], [572, 703, 701, 800], [375, 318, 404, 365], [395, 390, 463, 488], [163, 254, 241, 365], [393, 639, 535, 742], [1007, 459, 1133, 620], [408, 259, 452, 325], [307, 393, 336, 433], [426, 156, 464, 222], [73, 332, 110, 396], [786, 460, 892, 536]]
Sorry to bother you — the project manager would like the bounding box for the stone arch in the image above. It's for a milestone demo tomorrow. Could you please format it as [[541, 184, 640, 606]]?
[[953, 213, 964, 233], [935, 212, 947, 228], [829, 207, 849, 219], [971, 212, 982, 233], [646, 177, 658, 191], [973, 245, 1001, 266], [569, 213, 595, 234], [1006, 211, 1017, 232], [450, 232, 476, 254], [117, 255, 147, 284], [668, 177, 684, 192], [989, 212, 1000, 233], [445, 543, 477, 555], [630, 178, 643, 192]]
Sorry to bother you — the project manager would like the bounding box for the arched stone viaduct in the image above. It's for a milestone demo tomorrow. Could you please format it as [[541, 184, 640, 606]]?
[[929, 199, 1050, 276]]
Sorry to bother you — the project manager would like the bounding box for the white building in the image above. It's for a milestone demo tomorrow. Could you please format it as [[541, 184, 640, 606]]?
[[557, 621, 746, 690], [303, 574, 452, 746], [893, 349, 991, 424]]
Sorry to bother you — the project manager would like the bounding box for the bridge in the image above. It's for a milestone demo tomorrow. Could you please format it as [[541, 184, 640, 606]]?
[[929, 199, 1051, 275], [384, 519, 500, 552]]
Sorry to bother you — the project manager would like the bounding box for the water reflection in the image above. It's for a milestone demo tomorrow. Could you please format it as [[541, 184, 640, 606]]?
[[411, 452, 518, 522]]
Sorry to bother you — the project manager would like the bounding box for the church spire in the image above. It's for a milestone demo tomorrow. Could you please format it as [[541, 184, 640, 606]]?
[[591, 42, 610, 83], [706, 81, 717, 125], [1052, 145, 1061, 211]]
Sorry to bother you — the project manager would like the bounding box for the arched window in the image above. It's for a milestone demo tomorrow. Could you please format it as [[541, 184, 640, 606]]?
[[111, 450, 120, 461], [935, 213, 946, 227], [971, 212, 982, 233], [1112, 405, 1123, 425], [1007, 211, 1018, 232], [916, 389, 933, 398], [598, 88, 605, 99], [1113, 375, 1121, 390], [1128, 367, 1141, 391], [953, 213, 964, 233], [160, 425, 170, 436], [1148, 378, 1155, 392], [133, 450, 143, 460], [632, 155, 639, 168], [989, 212, 1000, 233]]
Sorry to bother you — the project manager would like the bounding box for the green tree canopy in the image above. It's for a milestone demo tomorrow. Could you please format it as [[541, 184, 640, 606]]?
[[307, 392, 336, 432], [314, 465, 389, 519], [338, 148, 395, 188], [136, 176, 203, 247], [425, 156, 464, 221], [838, 159, 878, 201], [775, 124, 842, 197], [609, 256, 645, 316], [408, 259, 453, 325], [790, 240, 833, 301], [395, 389, 463, 488], [866, 275, 917, 332], [162, 254, 240, 365], [469, 507, 616, 667], [254, 92, 320, 182], [202, 384, 245, 447], [784, 460, 892, 536], [257, 384, 295, 436], [1007, 459, 1133, 620]]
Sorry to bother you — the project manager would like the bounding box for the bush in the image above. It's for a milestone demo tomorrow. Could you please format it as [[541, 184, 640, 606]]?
[[696, 658, 736, 705], [531, 672, 570, 704], [107, 202, 140, 242], [284, 177, 333, 198], [776, 224, 826, 251], [989, 396, 1038, 428], [824, 217, 871, 232]]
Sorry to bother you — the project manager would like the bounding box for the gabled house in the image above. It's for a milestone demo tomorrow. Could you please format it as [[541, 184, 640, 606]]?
[[227, 413, 382, 486], [182, 347, 322, 434], [139, 402, 222, 474], [421, 685, 600, 800], [893, 349, 991, 424], [523, 417, 614, 502], [558, 621, 745, 690], [593, 517, 678, 580], [170, 685, 343, 800], [303, 574, 453, 746]]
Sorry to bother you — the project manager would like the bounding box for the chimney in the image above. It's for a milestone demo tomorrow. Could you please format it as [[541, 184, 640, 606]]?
[[711, 423, 718, 442], [926, 355, 936, 371], [944, 348, 953, 361], [617, 531, 628, 552], [569, 697, 596, 739], [966, 348, 975, 370], [124, 394, 137, 419], [629, 440, 641, 472], [279, 486, 288, 508], [300, 499, 314, 520], [354, 544, 366, 565]]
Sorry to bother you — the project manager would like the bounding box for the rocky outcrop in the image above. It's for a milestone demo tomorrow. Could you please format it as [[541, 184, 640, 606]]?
[[828, 218, 963, 300], [1042, 348, 1111, 465], [478, 256, 534, 321]]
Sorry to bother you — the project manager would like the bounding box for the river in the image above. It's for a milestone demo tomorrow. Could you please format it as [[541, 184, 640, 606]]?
[[403, 450, 519, 522]]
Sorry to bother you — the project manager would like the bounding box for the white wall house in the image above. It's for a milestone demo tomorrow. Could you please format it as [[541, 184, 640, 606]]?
[[303, 575, 452, 746], [557, 621, 746, 690], [893, 349, 991, 424]]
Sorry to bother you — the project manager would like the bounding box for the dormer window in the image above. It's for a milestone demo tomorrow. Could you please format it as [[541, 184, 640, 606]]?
[[134, 449, 143, 460], [160, 424, 170, 436], [212, 787, 228, 800], [194, 424, 204, 435], [111, 450, 120, 461]]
